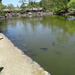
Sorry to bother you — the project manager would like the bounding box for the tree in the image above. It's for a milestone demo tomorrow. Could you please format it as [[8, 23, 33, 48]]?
[[27, 1, 40, 8], [69, 2, 75, 8], [17, 4, 19, 8], [0, 4, 6, 10], [7, 4, 15, 10], [40, 0, 70, 12], [0, 0, 2, 3], [0, 4, 6, 16], [39, 0, 47, 11], [19, 0, 27, 10]]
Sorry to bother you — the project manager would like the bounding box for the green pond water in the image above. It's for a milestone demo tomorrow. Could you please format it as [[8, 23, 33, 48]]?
[[0, 16, 75, 75]]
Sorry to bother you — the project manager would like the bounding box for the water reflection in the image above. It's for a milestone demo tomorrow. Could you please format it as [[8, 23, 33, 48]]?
[[0, 16, 75, 75]]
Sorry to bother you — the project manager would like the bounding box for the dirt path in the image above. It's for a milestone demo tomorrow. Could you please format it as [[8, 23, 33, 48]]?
[[0, 33, 50, 75]]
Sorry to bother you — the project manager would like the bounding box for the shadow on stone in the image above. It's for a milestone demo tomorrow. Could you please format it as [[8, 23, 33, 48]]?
[[0, 67, 4, 72], [0, 38, 3, 40]]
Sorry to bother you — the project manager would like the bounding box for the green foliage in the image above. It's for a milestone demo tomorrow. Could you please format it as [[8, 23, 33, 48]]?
[[27, 1, 40, 8], [19, 0, 41, 12], [6, 4, 15, 9], [68, 2, 75, 8], [20, 3, 25, 9], [67, 0, 75, 7], [40, 0, 70, 12], [0, 11, 6, 16], [19, 0, 27, 12], [0, 4, 6, 10], [40, 0, 50, 11]]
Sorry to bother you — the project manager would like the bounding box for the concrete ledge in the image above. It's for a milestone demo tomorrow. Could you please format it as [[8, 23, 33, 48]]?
[[0, 33, 51, 75]]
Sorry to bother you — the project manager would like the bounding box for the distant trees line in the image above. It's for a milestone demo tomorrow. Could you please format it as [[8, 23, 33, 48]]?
[[19, 0, 71, 13], [17, 0, 75, 13], [0, 0, 75, 14], [40, 0, 70, 12]]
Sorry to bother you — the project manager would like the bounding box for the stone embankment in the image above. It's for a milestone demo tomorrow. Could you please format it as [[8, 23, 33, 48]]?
[[0, 33, 51, 75], [0, 12, 53, 19]]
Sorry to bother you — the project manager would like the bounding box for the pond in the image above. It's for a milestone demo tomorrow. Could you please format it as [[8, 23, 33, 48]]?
[[0, 16, 75, 75]]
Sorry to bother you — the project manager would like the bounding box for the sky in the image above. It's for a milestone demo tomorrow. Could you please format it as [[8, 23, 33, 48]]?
[[2, 0, 41, 7]]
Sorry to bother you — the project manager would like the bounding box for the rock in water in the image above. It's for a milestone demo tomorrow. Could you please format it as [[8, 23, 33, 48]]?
[[0, 67, 4, 72]]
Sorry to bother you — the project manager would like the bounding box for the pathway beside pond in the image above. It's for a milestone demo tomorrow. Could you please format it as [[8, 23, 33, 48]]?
[[0, 33, 50, 75]]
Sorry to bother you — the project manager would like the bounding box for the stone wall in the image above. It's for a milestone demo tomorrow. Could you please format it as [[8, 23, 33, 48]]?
[[0, 33, 51, 75]]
